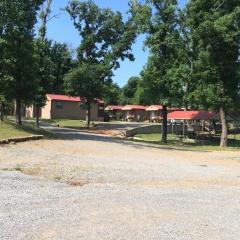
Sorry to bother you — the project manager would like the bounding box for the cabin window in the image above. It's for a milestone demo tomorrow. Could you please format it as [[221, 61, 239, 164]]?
[[55, 102, 63, 109]]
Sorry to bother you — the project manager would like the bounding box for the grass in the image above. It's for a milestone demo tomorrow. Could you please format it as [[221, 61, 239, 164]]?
[[0, 120, 52, 140], [133, 133, 240, 151], [41, 119, 92, 129]]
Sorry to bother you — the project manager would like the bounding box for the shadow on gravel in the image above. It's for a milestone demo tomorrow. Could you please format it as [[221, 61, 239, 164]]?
[[45, 126, 211, 152]]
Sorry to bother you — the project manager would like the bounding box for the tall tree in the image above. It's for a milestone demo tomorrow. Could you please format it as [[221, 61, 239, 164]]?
[[0, 2, 6, 121], [48, 42, 73, 94], [65, 0, 136, 127], [122, 76, 140, 104], [104, 82, 122, 106], [34, 0, 54, 127], [0, 0, 44, 125], [132, 0, 182, 143], [186, 0, 240, 147]]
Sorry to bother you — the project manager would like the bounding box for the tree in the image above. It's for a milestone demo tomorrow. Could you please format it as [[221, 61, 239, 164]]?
[[0, 0, 44, 125], [48, 42, 74, 94], [103, 82, 122, 106], [34, 0, 54, 127], [65, 0, 136, 127], [132, 0, 183, 143], [64, 63, 108, 126], [0, 3, 6, 121], [186, 0, 240, 147], [122, 76, 141, 104]]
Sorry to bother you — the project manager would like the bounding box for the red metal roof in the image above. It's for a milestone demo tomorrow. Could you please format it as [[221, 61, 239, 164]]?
[[46, 94, 104, 104], [122, 105, 146, 110], [47, 94, 81, 102], [146, 105, 182, 111], [146, 105, 163, 111], [105, 105, 123, 111], [168, 111, 217, 120]]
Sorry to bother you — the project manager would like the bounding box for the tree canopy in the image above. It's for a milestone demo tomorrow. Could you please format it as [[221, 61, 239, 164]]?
[[0, 0, 44, 125], [132, 0, 183, 142], [186, 0, 240, 147], [64, 0, 137, 127]]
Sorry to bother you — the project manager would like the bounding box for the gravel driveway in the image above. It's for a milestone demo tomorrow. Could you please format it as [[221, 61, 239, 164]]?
[[0, 127, 240, 240]]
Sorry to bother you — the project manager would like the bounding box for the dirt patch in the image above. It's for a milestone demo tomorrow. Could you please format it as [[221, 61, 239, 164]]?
[[86, 129, 122, 136], [67, 179, 89, 187]]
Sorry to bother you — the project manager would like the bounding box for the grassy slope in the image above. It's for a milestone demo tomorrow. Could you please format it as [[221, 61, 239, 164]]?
[[133, 133, 240, 151], [0, 121, 51, 140]]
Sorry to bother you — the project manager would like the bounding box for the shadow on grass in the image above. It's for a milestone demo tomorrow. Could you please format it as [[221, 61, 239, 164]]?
[[130, 136, 240, 151]]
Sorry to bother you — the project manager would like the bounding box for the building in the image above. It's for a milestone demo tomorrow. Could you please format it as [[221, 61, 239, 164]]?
[[146, 105, 181, 122], [122, 105, 147, 122], [167, 110, 218, 121], [104, 105, 123, 121], [167, 110, 219, 135], [26, 94, 104, 121]]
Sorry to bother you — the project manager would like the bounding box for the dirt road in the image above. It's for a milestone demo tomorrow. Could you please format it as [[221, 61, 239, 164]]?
[[0, 127, 240, 240]]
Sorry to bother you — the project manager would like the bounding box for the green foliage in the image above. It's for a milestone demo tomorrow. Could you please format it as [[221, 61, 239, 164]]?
[[122, 76, 140, 104], [65, 0, 137, 125], [103, 82, 122, 105], [34, 39, 54, 108], [48, 42, 74, 94], [34, 0, 54, 110], [64, 62, 109, 101], [0, 0, 44, 102], [186, 0, 240, 111], [132, 0, 184, 107]]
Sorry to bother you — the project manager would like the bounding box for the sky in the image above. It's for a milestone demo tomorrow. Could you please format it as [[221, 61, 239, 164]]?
[[44, 0, 187, 87]]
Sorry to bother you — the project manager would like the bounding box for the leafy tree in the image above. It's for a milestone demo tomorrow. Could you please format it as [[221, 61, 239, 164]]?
[[132, 0, 183, 143], [64, 63, 110, 126], [103, 82, 122, 106], [0, 0, 44, 125], [0, 3, 6, 121], [122, 76, 141, 104], [34, 0, 54, 127], [48, 42, 74, 94], [65, 0, 136, 127], [186, 0, 240, 147]]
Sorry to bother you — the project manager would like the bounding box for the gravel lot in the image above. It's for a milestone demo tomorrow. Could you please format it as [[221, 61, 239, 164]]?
[[0, 127, 240, 240]]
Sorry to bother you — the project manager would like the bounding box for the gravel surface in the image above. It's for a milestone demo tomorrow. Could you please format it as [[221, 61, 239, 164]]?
[[0, 127, 240, 240]]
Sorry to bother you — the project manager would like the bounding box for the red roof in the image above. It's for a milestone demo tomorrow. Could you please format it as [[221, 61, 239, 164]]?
[[46, 94, 104, 104], [146, 105, 182, 111], [122, 105, 146, 110], [146, 105, 163, 111], [168, 111, 217, 120], [105, 105, 123, 111], [47, 94, 81, 102]]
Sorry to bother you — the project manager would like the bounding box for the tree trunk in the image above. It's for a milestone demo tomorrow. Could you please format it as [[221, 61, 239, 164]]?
[[15, 98, 22, 125], [35, 105, 40, 128], [86, 101, 91, 128], [161, 105, 168, 143], [0, 103, 4, 121], [220, 106, 228, 148]]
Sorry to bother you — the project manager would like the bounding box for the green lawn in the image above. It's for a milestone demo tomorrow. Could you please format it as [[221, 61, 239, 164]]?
[[133, 133, 240, 151], [0, 120, 51, 140], [41, 119, 91, 129]]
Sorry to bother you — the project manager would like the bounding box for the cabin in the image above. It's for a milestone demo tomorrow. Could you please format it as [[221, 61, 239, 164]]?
[[26, 94, 104, 121], [122, 105, 147, 122], [146, 105, 181, 122], [104, 105, 123, 121]]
